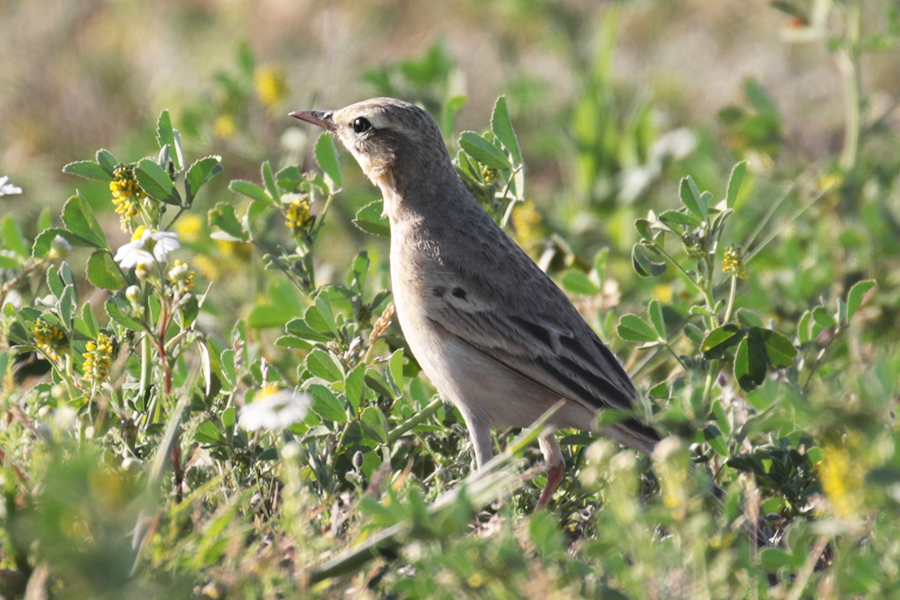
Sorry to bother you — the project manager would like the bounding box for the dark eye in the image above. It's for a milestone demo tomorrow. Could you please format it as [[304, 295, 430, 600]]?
[[352, 117, 372, 134]]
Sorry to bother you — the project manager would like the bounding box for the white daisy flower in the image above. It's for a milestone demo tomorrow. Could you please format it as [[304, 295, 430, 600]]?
[[114, 226, 181, 268], [0, 176, 23, 196], [239, 387, 310, 431]]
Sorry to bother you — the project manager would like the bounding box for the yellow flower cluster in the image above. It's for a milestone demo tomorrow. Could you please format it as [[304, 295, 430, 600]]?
[[285, 197, 312, 231], [110, 166, 144, 231], [214, 115, 236, 140], [819, 442, 864, 520], [33, 320, 67, 361], [254, 66, 287, 110], [173, 213, 204, 243], [511, 201, 543, 245], [168, 259, 195, 294], [82, 333, 113, 385], [722, 244, 748, 279]]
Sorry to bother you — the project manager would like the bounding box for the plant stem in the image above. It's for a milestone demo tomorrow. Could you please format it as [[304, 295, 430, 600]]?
[[388, 398, 443, 445], [722, 275, 738, 323], [837, 0, 862, 173]]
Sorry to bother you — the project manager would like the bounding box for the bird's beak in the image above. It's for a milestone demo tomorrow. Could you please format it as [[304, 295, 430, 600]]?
[[289, 110, 337, 132]]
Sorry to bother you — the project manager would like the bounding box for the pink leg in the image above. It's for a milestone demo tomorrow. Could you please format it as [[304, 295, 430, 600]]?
[[536, 461, 565, 509], [536, 434, 565, 510]]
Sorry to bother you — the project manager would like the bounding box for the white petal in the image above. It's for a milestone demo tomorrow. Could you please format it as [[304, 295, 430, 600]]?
[[116, 248, 155, 268], [239, 390, 310, 431]]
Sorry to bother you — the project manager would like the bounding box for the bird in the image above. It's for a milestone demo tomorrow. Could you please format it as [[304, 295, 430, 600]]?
[[290, 97, 661, 508]]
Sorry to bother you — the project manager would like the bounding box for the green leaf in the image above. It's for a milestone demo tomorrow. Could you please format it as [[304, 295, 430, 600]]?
[[749, 327, 797, 369], [797, 310, 812, 345], [106, 297, 142, 330], [735, 307, 764, 328], [345, 363, 366, 413], [365, 368, 398, 399], [684, 323, 705, 345], [59, 285, 75, 328], [701, 323, 745, 359], [313, 294, 338, 336], [734, 336, 767, 391], [812, 306, 836, 328], [440, 95, 468, 137], [560, 270, 599, 296], [617, 314, 659, 344], [845, 279, 875, 324], [1, 215, 29, 258], [195, 421, 224, 445], [306, 349, 344, 382], [388, 349, 405, 394], [360, 406, 388, 444], [258, 162, 280, 206], [314, 133, 343, 192], [760, 547, 803, 571], [679, 176, 708, 221], [32, 228, 77, 259], [229, 180, 273, 205], [62, 160, 111, 181], [185, 156, 223, 205], [274, 335, 313, 350], [529, 511, 565, 558], [725, 161, 748, 208], [61, 194, 109, 249], [634, 218, 654, 240], [156, 110, 179, 170], [46, 264, 64, 298], [86, 251, 125, 290], [208, 203, 249, 242], [353, 200, 391, 237], [745, 78, 779, 115], [135, 158, 181, 205], [219, 348, 236, 389], [308, 383, 348, 422], [703, 425, 729, 457], [490, 96, 522, 164], [276, 165, 304, 190], [79, 301, 100, 338], [459, 131, 511, 171], [647, 299, 666, 339], [631, 243, 667, 277], [285, 316, 333, 342], [96, 149, 119, 177], [658, 209, 701, 228]]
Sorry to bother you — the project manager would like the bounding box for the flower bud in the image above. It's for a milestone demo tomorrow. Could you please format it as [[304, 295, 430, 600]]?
[[48, 235, 72, 259], [126, 285, 142, 304]]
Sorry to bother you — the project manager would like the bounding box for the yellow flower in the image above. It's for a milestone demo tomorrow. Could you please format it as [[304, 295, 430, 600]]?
[[168, 259, 195, 293], [285, 197, 311, 231], [33, 320, 68, 362], [214, 239, 250, 258], [214, 115, 236, 140], [820, 442, 864, 520], [254, 66, 287, 110], [110, 166, 145, 231], [511, 201, 543, 245], [192, 255, 220, 281], [722, 244, 748, 279], [652, 283, 673, 304], [173, 213, 204, 243], [82, 333, 113, 385]]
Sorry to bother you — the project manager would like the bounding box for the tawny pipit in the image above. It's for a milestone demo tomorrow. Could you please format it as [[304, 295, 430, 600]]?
[[291, 98, 660, 508]]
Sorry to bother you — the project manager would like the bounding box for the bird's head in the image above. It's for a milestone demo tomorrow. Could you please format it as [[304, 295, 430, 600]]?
[[290, 98, 450, 191]]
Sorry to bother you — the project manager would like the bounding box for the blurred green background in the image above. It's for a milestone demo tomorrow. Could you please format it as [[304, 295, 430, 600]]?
[[4, 0, 897, 226], [3, 1, 900, 597]]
